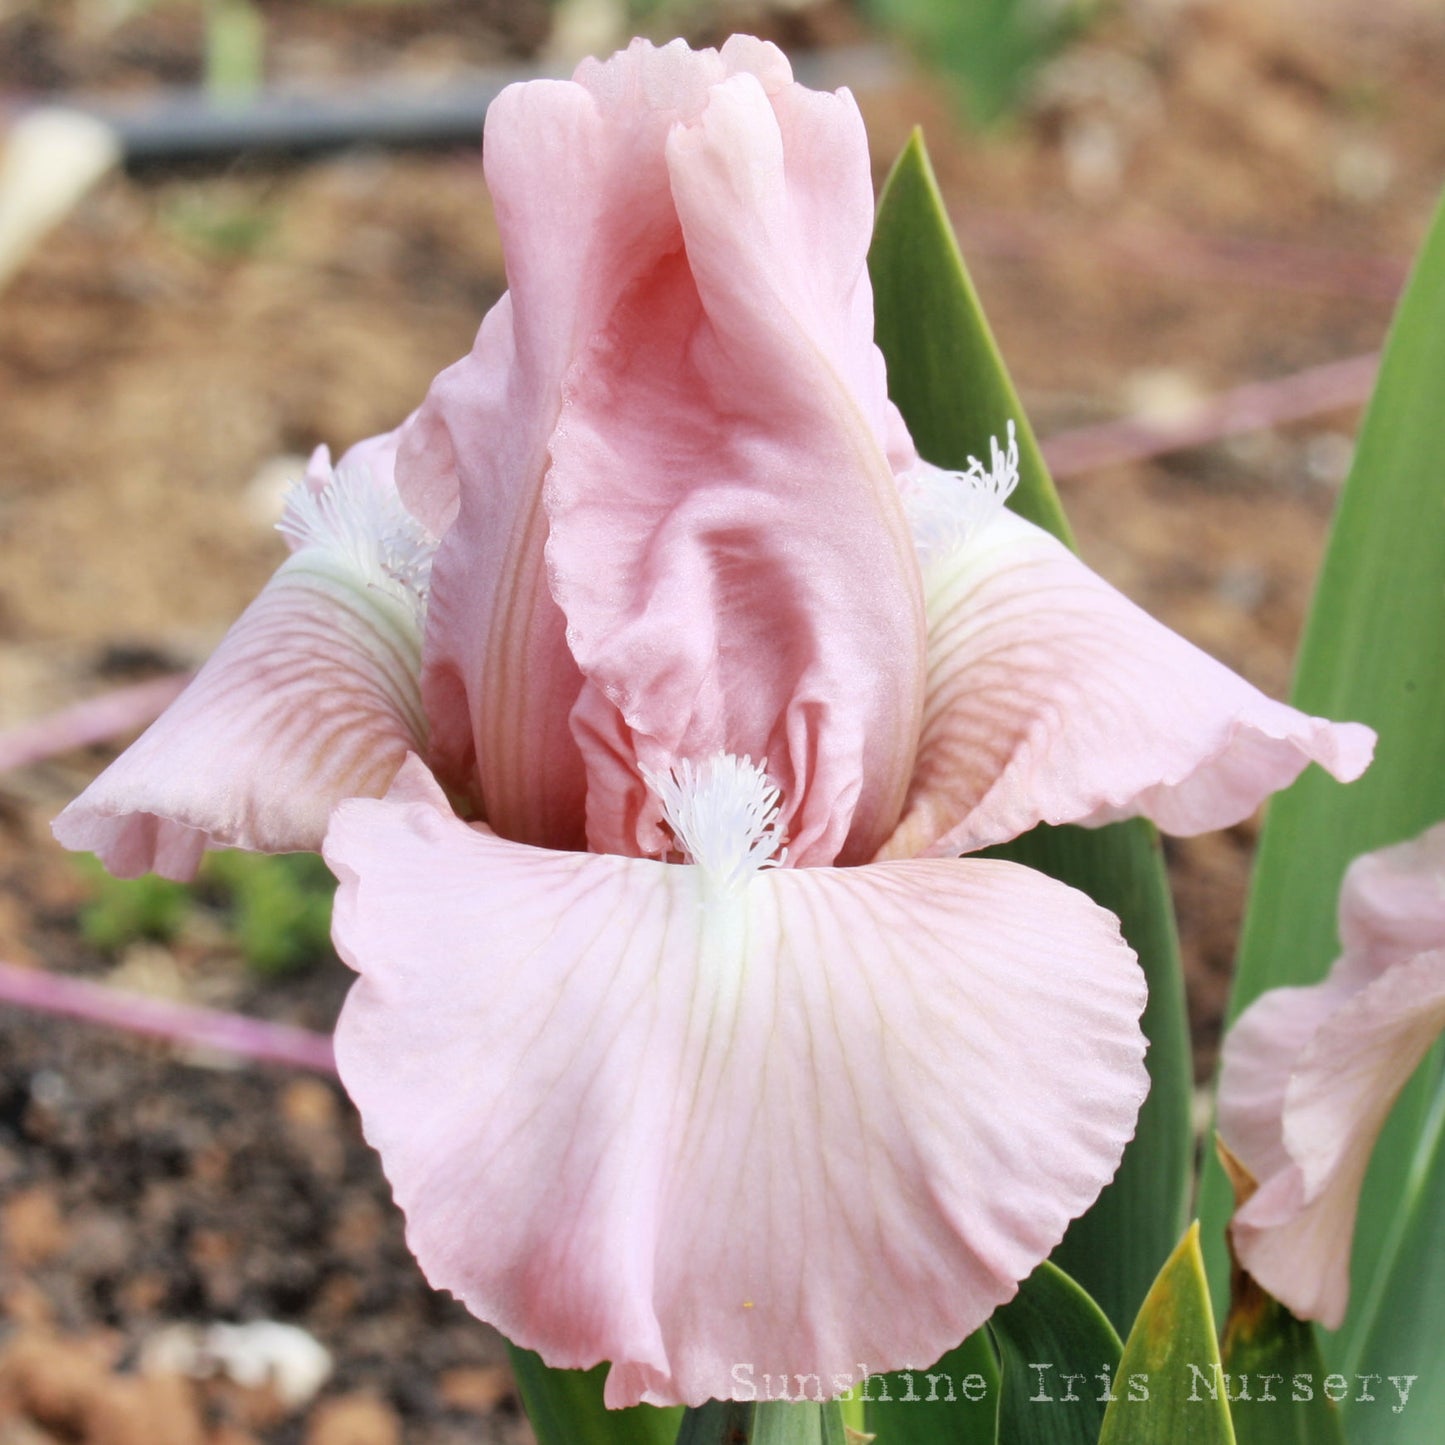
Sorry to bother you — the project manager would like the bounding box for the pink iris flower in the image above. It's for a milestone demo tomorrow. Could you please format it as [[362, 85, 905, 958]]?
[[56, 36, 1373, 1408], [1219, 823, 1445, 1328]]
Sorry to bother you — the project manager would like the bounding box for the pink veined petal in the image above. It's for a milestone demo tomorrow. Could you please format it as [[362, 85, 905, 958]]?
[[1336, 821, 1445, 987], [54, 453, 429, 880], [1215, 983, 1351, 1191], [878, 507, 1374, 860], [547, 67, 924, 868], [1219, 821, 1445, 1326], [397, 40, 783, 850], [325, 757, 1147, 1409], [1227, 951, 1445, 1327]]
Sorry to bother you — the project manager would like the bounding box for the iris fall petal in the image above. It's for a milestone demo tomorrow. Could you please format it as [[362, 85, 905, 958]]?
[[326, 758, 1148, 1408]]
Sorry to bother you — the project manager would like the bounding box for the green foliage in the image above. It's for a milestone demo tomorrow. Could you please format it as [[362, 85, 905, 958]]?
[[989, 1261, 1122, 1445], [870, 130, 1071, 544], [1197, 186, 1445, 1353], [1220, 1282, 1345, 1445], [76, 850, 335, 976], [1099, 1225, 1236, 1445], [869, 129, 1192, 1334], [864, 1329, 999, 1443], [204, 851, 336, 976], [205, 0, 266, 99], [509, 1348, 682, 1445], [858, 0, 1100, 128], [160, 189, 278, 259], [77, 855, 192, 952], [676, 1399, 844, 1445], [1344, 1087, 1445, 1444]]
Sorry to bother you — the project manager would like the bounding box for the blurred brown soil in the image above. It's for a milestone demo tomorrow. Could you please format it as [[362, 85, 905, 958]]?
[[0, 0, 1442, 1439]]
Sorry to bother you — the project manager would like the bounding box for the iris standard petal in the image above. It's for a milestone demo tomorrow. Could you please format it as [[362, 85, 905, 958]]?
[[53, 451, 432, 878], [397, 41, 778, 850], [546, 61, 924, 869], [879, 505, 1374, 860], [325, 757, 1147, 1408]]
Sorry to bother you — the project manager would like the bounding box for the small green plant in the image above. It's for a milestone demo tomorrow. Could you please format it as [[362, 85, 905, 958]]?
[[76, 850, 336, 977], [77, 856, 192, 953], [159, 189, 278, 259], [205, 0, 265, 100], [859, 0, 1101, 129], [206, 851, 336, 977]]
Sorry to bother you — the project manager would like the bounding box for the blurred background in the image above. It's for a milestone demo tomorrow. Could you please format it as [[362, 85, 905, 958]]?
[[0, 1, 1441, 1441]]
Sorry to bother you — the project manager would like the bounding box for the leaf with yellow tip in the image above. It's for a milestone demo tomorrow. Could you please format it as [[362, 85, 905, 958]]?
[[1098, 1224, 1237, 1445]]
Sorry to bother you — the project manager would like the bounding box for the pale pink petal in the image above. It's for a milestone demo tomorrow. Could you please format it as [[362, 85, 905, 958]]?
[[325, 758, 1147, 1408], [547, 67, 924, 867], [396, 41, 762, 850], [1227, 953, 1445, 1327], [880, 507, 1374, 860], [54, 451, 430, 879], [1337, 821, 1445, 986], [1216, 985, 1345, 1189], [401, 40, 925, 858], [1219, 822, 1445, 1325]]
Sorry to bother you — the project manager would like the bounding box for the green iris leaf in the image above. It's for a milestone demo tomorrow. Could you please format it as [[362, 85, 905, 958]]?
[[870, 128, 1192, 1335]]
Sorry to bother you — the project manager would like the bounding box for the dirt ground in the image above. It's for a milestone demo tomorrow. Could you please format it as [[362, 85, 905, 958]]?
[[0, 0, 1442, 1440]]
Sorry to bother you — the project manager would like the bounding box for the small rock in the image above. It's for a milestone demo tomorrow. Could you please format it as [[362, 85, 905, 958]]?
[[86, 1373, 206, 1445], [305, 1392, 402, 1445], [141, 1320, 332, 1414], [3, 1187, 69, 1268], [439, 1364, 512, 1415], [1334, 135, 1395, 206], [1302, 432, 1353, 492], [206, 1322, 332, 1411], [1120, 367, 1206, 429], [280, 1079, 339, 1132], [0, 1331, 112, 1435], [207, 1428, 262, 1445]]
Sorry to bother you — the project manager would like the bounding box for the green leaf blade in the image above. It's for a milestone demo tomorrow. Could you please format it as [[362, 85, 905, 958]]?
[[989, 1260, 1122, 1445], [509, 1347, 681, 1445], [870, 131, 1072, 544], [1343, 1088, 1445, 1444], [676, 1400, 846, 1445], [1221, 1290, 1346, 1445], [869, 128, 1192, 1333], [1100, 1224, 1237, 1445], [1197, 185, 1445, 1354], [863, 1329, 999, 1444], [984, 820, 1191, 1330]]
